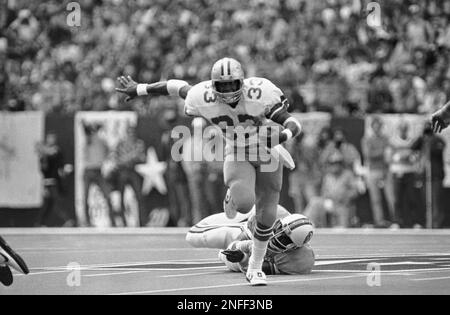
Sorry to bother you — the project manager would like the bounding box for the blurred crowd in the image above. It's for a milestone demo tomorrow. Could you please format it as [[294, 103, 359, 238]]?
[[1, 0, 449, 228], [1, 0, 450, 116], [288, 119, 446, 229]]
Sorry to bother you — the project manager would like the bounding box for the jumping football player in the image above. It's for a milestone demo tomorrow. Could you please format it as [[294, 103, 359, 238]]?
[[116, 57, 302, 285], [0, 236, 29, 286], [431, 101, 450, 133], [186, 204, 315, 275]]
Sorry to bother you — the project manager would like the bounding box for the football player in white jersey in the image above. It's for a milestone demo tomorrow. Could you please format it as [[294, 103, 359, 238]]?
[[0, 236, 29, 286], [116, 57, 302, 285], [186, 205, 315, 275], [432, 101, 450, 133]]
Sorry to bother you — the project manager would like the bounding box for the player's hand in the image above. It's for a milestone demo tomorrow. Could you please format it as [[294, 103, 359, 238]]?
[[221, 249, 245, 263], [431, 104, 450, 133], [115, 75, 139, 102]]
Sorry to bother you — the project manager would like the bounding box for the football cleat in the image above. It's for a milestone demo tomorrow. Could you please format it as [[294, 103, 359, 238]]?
[[246, 269, 267, 286], [0, 266, 13, 286], [0, 236, 29, 275], [223, 189, 237, 219]]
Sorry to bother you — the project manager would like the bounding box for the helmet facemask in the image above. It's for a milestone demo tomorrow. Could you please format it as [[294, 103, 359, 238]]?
[[211, 58, 245, 106], [269, 220, 298, 253], [268, 214, 314, 254], [212, 79, 243, 105]]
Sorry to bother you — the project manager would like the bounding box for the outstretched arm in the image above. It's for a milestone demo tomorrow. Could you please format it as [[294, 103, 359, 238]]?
[[115, 75, 192, 102], [432, 101, 450, 133]]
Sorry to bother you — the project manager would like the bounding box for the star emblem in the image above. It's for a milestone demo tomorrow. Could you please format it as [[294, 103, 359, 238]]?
[[135, 147, 167, 195]]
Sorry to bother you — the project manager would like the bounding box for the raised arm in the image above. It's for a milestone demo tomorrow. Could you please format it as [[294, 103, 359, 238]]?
[[115, 75, 192, 102]]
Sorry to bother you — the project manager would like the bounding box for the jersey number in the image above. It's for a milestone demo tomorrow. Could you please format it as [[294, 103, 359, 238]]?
[[211, 115, 258, 139], [204, 91, 217, 103]]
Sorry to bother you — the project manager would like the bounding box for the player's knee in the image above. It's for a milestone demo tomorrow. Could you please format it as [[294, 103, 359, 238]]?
[[230, 183, 255, 213], [185, 232, 203, 248]]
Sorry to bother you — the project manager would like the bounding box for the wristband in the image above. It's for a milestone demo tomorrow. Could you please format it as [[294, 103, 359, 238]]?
[[136, 84, 148, 96], [281, 129, 293, 142]]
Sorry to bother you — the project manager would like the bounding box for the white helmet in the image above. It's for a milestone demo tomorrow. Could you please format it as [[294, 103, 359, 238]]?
[[269, 214, 314, 253], [211, 57, 244, 105]]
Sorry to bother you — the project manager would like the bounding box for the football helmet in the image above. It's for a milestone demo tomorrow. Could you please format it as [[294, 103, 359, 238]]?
[[268, 214, 314, 253], [211, 57, 244, 105]]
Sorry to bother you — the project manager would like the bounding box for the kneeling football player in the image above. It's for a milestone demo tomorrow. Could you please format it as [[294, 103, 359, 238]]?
[[0, 236, 29, 286], [186, 205, 315, 275]]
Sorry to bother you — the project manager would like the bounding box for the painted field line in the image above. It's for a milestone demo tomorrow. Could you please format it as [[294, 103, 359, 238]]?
[[110, 274, 366, 295]]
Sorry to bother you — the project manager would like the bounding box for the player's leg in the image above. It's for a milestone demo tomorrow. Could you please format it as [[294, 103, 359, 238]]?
[[186, 211, 253, 249], [0, 236, 29, 286], [223, 156, 256, 218], [245, 161, 283, 285], [187, 225, 243, 249]]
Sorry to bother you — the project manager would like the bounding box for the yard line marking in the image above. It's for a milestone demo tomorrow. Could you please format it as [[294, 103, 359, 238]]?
[[84, 270, 154, 277], [109, 274, 367, 295], [18, 248, 212, 254], [15, 270, 70, 276], [315, 253, 450, 259], [161, 271, 225, 278], [316, 267, 450, 274], [3, 227, 450, 235], [30, 258, 220, 270], [81, 266, 225, 272], [315, 259, 375, 266], [313, 270, 413, 275], [20, 266, 225, 276], [410, 276, 450, 281]]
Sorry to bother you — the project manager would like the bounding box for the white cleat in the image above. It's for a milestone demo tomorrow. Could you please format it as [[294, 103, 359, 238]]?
[[246, 269, 267, 286], [223, 189, 237, 219]]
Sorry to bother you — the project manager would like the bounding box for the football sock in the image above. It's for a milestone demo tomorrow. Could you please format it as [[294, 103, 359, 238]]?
[[248, 221, 272, 271]]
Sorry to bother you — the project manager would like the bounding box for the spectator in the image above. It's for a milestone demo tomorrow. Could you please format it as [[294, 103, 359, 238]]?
[[110, 125, 146, 227], [320, 128, 361, 172], [304, 152, 359, 228], [389, 65, 423, 113], [161, 110, 191, 227], [1, 1, 449, 116], [386, 121, 422, 228], [287, 132, 320, 214], [367, 75, 394, 113], [82, 121, 115, 227], [411, 121, 446, 228], [405, 5, 432, 49], [35, 132, 73, 227], [0, 37, 8, 109], [362, 117, 391, 227], [182, 117, 217, 224]]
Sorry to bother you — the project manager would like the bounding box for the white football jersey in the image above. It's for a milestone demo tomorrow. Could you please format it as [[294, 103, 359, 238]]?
[[184, 77, 288, 151]]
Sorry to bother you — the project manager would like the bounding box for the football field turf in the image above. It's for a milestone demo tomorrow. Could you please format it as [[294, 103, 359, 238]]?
[[1, 228, 450, 295]]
